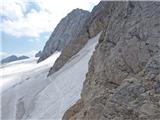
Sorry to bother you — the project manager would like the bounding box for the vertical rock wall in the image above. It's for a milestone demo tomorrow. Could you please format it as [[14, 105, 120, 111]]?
[[63, 1, 160, 120]]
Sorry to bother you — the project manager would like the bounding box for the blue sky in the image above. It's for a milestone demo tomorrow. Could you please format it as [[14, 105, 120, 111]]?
[[0, 0, 100, 59]]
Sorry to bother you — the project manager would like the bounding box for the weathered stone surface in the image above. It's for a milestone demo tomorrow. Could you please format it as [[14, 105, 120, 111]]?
[[62, 99, 84, 120], [63, 1, 160, 120], [38, 9, 90, 62]]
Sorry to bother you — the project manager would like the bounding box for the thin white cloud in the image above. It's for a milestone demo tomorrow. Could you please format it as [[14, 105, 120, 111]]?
[[0, 0, 100, 38], [1, 9, 54, 37], [0, 0, 25, 20]]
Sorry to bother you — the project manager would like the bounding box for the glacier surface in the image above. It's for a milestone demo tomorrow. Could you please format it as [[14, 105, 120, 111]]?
[[1, 33, 100, 120]]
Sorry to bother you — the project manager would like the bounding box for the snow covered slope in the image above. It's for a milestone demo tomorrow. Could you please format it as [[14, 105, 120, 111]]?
[[1, 52, 61, 119], [1, 33, 101, 120], [0, 52, 60, 90]]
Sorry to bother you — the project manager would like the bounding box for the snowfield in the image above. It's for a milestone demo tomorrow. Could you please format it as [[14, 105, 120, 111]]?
[[0, 52, 60, 90], [1, 33, 100, 120]]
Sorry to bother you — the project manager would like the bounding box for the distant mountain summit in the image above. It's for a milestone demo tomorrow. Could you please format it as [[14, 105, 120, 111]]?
[[1, 55, 29, 64], [38, 8, 90, 62]]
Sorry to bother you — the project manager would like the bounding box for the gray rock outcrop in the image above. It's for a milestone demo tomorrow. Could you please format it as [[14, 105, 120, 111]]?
[[63, 1, 160, 120], [35, 51, 42, 57], [38, 9, 90, 62]]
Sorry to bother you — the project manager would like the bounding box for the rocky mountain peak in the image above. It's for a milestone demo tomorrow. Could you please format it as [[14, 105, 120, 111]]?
[[68, 8, 89, 16], [38, 8, 90, 62]]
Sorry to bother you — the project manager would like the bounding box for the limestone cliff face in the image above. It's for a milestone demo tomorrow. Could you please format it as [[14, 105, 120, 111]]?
[[63, 1, 160, 120], [38, 9, 90, 62]]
